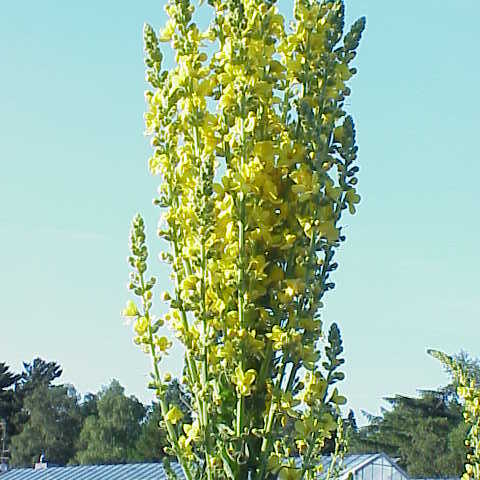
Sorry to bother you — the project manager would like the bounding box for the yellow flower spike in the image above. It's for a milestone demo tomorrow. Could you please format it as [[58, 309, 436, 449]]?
[[132, 2, 365, 477]]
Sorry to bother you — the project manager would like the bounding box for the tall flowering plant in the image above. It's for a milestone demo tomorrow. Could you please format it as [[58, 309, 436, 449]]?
[[430, 351, 480, 480], [125, 1, 364, 478]]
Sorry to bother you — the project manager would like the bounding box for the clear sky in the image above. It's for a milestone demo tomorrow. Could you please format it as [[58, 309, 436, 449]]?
[[1, 0, 479, 424]]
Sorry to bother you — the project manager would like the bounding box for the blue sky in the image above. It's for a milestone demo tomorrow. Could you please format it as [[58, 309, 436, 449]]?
[[1, 0, 479, 423]]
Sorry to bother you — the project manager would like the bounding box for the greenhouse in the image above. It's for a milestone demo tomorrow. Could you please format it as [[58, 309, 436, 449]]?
[[321, 453, 409, 480], [0, 453, 457, 480]]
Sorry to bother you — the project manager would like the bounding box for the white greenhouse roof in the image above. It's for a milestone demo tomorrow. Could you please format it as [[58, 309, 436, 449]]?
[[0, 454, 411, 480], [0, 463, 185, 480], [321, 453, 409, 480]]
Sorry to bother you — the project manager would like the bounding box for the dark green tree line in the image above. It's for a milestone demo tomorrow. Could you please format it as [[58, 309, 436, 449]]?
[[3, 352, 476, 472], [349, 352, 479, 477], [0, 357, 182, 467]]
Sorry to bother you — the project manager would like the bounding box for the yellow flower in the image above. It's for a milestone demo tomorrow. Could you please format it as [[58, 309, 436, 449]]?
[[278, 279, 305, 303], [165, 405, 183, 425], [159, 19, 175, 42], [294, 415, 317, 437], [290, 164, 314, 198], [219, 83, 237, 110], [234, 366, 256, 396], [296, 439, 307, 454], [122, 300, 138, 317], [253, 141, 275, 162], [134, 317, 149, 336], [266, 326, 287, 351], [278, 467, 302, 480], [183, 419, 201, 445], [181, 275, 199, 294], [156, 336, 172, 353]]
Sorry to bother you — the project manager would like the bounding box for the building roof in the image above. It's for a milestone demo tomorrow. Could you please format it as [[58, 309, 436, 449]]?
[[320, 453, 409, 480], [0, 454, 410, 480], [323, 453, 380, 471], [0, 463, 185, 480]]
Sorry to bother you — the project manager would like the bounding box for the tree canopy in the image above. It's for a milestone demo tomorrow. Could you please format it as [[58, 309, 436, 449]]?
[[1, 352, 477, 472], [9, 384, 82, 467], [74, 380, 146, 465], [350, 388, 468, 476], [0, 363, 20, 438]]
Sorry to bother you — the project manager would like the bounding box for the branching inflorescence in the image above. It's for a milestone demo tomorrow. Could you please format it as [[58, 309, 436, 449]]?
[[125, 1, 365, 478]]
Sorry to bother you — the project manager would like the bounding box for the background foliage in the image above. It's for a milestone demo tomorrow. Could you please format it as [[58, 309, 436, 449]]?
[[0, 353, 476, 476]]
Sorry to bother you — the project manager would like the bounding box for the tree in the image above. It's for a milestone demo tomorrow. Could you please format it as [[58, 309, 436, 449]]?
[[78, 392, 98, 420], [18, 358, 62, 394], [134, 402, 168, 462], [12, 358, 63, 437], [125, 1, 364, 477], [75, 380, 146, 465], [9, 383, 82, 467], [350, 390, 466, 476], [0, 363, 20, 439]]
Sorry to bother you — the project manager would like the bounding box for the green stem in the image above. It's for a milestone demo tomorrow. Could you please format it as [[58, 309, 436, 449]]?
[[192, 110, 214, 480], [171, 227, 199, 384], [299, 433, 316, 480], [236, 395, 244, 437], [257, 362, 287, 479], [200, 238, 213, 480], [236, 106, 247, 438], [159, 396, 193, 480], [139, 275, 193, 480]]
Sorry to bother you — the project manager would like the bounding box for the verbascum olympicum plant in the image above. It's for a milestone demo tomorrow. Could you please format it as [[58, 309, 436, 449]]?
[[429, 350, 480, 480], [124, 1, 365, 478]]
